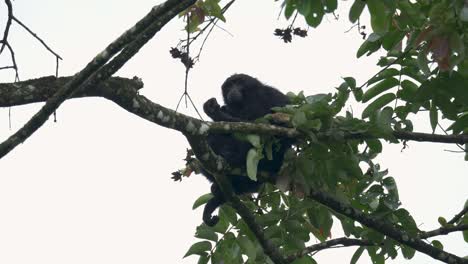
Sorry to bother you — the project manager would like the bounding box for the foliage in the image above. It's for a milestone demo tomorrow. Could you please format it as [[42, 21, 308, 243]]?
[[183, 0, 468, 263]]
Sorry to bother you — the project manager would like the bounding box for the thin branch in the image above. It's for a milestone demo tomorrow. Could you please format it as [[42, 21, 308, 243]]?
[[0, 39, 19, 80], [0, 66, 15, 70], [11, 16, 63, 60], [188, 0, 236, 45], [208, 122, 468, 145], [286, 237, 374, 262], [0, 0, 13, 55], [420, 224, 468, 239]]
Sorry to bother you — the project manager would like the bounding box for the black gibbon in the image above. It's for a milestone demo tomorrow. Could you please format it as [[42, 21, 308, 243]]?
[[201, 73, 291, 226]]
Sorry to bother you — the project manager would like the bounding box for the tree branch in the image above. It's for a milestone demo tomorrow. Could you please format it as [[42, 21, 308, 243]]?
[[0, 75, 143, 107], [286, 237, 374, 262], [307, 188, 468, 264], [448, 205, 468, 225], [420, 224, 468, 239]]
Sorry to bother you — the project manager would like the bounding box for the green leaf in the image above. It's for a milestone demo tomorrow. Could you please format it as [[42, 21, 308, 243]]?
[[438, 217, 448, 227], [395, 209, 419, 235], [429, 102, 438, 133], [417, 51, 431, 76], [401, 244, 416, 259], [205, 0, 226, 22], [195, 225, 218, 242], [292, 111, 308, 127], [367, 0, 389, 34], [219, 205, 238, 225], [343, 77, 357, 90], [193, 193, 214, 210], [362, 77, 399, 103], [431, 240, 444, 250], [246, 148, 260, 181], [305, 0, 324, 27], [357, 39, 381, 58], [197, 255, 209, 264], [447, 113, 468, 134], [298, 0, 312, 16], [398, 80, 419, 102], [351, 246, 365, 264], [366, 139, 383, 155], [246, 134, 261, 148], [323, 0, 338, 13], [349, 0, 366, 23], [367, 246, 385, 264], [362, 93, 396, 119], [238, 236, 257, 260], [184, 241, 212, 258], [382, 30, 406, 51], [367, 68, 400, 86], [374, 107, 395, 140], [285, 0, 297, 19], [353, 88, 364, 102]]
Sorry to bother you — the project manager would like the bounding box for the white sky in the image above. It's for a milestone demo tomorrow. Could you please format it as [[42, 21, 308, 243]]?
[[0, 0, 466, 263]]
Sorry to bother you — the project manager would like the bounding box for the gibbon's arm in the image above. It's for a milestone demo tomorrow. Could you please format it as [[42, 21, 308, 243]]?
[[203, 98, 244, 122]]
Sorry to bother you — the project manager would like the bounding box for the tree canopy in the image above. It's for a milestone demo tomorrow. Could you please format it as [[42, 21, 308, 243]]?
[[0, 0, 467, 264]]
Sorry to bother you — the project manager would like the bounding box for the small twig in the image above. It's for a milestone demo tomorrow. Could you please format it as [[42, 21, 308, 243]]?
[[0, 40, 19, 80], [184, 13, 190, 107], [186, 93, 203, 120], [188, 0, 236, 45], [289, 12, 299, 28], [194, 18, 218, 61], [286, 237, 374, 262], [11, 16, 63, 60], [0, 0, 13, 55], [0, 66, 15, 70], [344, 23, 359, 33]]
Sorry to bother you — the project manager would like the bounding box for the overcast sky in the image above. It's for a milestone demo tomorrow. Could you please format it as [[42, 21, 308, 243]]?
[[0, 0, 466, 263]]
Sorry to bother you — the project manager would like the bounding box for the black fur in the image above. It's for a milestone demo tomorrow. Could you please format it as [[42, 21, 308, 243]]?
[[201, 74, 290, 226]]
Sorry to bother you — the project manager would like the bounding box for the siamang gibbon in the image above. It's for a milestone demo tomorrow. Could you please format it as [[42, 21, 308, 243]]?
[[201, 73, 291, 226]]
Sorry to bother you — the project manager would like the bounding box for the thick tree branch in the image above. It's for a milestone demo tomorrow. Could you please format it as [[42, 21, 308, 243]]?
[[307, 189, 468, 264], [0, 75, 143, 107], [0, 0, 196, 159]]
